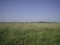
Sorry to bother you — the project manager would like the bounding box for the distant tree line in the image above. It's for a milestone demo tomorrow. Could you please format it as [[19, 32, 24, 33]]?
[[0, 21, 58, 23]]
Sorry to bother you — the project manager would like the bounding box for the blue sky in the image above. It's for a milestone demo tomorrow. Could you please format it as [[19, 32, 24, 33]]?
[[0, 0, 60, 22]]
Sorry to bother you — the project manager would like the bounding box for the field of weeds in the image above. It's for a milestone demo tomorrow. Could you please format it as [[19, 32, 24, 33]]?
[[0, 22, 60, 45]]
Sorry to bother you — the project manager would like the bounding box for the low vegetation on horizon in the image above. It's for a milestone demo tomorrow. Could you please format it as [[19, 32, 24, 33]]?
[[0, 22, 60, 45]]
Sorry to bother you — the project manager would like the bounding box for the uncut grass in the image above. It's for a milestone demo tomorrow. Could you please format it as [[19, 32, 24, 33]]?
[[0, 23, 60, 45]]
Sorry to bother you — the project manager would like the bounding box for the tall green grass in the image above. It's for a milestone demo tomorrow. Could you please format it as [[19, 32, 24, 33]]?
[[0, 22, 60, 45]]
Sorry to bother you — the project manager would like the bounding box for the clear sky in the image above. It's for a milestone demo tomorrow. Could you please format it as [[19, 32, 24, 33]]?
[[0, 0, 60, 22]]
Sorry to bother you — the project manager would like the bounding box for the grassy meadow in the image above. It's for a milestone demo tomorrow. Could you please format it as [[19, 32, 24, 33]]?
[[0, 22, 60, 45]]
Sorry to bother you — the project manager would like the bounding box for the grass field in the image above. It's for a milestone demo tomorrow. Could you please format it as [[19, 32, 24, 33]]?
[[0, 22, 60, 45]]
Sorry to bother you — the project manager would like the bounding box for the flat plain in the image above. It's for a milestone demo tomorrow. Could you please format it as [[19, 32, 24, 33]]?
[[0, 22, 60, 45]]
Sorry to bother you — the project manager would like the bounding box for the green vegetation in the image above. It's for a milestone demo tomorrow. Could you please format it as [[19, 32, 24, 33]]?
[[0, 22, 60, 45]]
